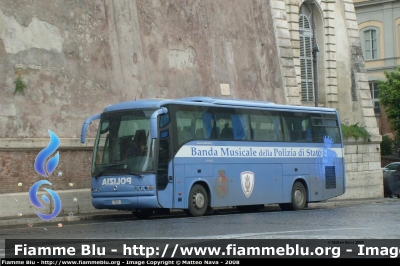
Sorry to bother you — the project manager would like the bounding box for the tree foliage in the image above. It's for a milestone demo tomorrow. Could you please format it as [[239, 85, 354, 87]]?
[[378, 67, 400, 134], [380, 135, 393, 156], [341, 123, 370, 142]]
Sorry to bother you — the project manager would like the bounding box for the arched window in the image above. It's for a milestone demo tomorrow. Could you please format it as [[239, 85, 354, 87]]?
[[360, 27, 379, 60], [299, 12, 314, 102], [364, 29, 378, 59]]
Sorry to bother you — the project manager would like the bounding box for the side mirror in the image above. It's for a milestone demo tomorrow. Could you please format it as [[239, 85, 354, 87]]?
[[81, 113, 101, 143]]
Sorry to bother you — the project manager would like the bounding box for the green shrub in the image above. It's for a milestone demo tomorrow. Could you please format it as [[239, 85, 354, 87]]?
[[341, 123, 370, 142], [380, 135, 393, 156], [14, 76, 27, 94]]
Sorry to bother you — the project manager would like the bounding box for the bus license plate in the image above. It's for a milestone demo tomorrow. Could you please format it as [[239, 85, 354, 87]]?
[[112, 200, 121, 205]]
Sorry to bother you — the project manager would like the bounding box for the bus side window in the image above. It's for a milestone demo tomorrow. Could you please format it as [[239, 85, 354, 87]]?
[[266, 130, 276, 141], [231, 114, 249, 140], [194, 119, 204, 139], [255, 129, 267, 141], [303, 127, 312, 141], [281, 118, 291, 141], [181, 126, 193, 142], [195, 128, 203, 139], [313, 127, 327, 142], [202, 112, 218, 139], [290, 130, 302, 142], [325, 119, 340, 143], [273, 116, 283, 141], [290, 121, 303, 142], [220, 122, 233, 140], [207, 126, 218, 139]]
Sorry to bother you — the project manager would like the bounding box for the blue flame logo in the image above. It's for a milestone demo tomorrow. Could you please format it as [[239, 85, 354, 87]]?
[[29, 180, 62, 220], [29, 130, 62, 221], [34, 130, 60, 177]]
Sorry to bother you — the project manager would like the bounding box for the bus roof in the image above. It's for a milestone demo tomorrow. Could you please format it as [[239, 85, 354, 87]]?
[[103, 96, 338, 113]]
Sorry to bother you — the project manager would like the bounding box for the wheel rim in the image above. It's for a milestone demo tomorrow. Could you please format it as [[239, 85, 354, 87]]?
[[294, 189, 304, 206], [193, 191, 205, 209]]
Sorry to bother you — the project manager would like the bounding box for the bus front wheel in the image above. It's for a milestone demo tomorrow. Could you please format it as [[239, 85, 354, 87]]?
[[279, 182, 307, 211], [185, 184, 208, 217]]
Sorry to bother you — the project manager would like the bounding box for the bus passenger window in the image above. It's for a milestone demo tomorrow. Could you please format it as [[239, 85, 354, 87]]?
[[219, 119, 233, 140], [195, 128, 203, 139], [256, 129, 267, 141], [231, 114, 249, 140], [181, 126, 193, 143]]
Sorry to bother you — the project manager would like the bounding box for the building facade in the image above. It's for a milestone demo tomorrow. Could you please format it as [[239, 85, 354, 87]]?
[[354, 0, 400, 138], [0, 0, 383, 211]]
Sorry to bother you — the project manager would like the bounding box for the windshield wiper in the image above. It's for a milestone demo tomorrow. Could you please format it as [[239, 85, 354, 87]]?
[[129, 171, 145, 178], [94, 164, 127, 178]]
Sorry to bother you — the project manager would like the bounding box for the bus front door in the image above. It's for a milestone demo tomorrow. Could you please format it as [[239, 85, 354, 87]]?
[[155, 137, 174, 209]]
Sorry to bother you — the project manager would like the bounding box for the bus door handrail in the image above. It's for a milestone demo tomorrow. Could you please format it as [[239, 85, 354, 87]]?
[[81, 113, 101, 143]]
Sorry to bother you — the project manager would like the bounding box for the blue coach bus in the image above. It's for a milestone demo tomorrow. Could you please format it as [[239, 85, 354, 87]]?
[[81, 96, 345, 218]]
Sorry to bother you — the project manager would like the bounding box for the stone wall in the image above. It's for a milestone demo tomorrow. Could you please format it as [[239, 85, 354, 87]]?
[[0, 0, 285, 139], [338, 140, 383, 199], [0, 143, 93, 194]]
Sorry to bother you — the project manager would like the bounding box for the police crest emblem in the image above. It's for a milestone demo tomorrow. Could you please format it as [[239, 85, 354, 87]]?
[[241, 171, 254, 198], [215, 169, 229, 198]]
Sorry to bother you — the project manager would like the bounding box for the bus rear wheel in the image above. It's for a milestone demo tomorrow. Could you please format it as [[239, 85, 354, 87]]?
[[185, 184, 208, 217], [279, 182, 307, 211], [133, 209, 154, 219]]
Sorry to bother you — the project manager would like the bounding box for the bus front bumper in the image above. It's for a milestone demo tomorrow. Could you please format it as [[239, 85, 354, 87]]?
[[92, 195, 160, 210]]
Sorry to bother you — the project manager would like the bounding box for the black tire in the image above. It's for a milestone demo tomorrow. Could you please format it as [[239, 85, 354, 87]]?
[[397, 194, 400, 199], [280, 182, 307, 211], [291, 182, 307, 210], [185, 184, 208, 217], [236, 204, 264, 213], [132, 209, 154, 219]]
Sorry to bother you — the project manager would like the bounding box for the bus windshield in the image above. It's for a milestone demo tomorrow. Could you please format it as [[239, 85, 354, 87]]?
[[92, 109, 156, 177]]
